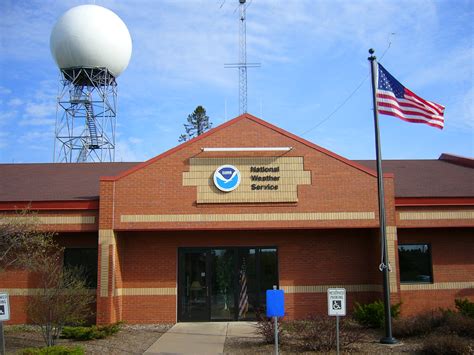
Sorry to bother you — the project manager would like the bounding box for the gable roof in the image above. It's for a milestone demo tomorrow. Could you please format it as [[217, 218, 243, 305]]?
[[101, 113, 381, 181], [0, 115, 472, 204]]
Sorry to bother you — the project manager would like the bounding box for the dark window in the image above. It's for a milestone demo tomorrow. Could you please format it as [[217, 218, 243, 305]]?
[[398, 244, 432, 283], [63, 248, 98, 288]]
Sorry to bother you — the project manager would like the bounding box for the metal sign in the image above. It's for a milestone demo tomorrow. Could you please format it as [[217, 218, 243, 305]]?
[[0, 293, 10, 321], [213, 165, 241, 192], [327, 288, 346, 316], [266, 289, 284, 317]]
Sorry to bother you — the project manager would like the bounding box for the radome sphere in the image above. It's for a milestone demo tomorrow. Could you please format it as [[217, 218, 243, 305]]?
[[50, 5, 132, 78]]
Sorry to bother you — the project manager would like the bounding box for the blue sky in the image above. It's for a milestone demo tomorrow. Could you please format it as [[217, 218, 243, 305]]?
[[0, 0, 472, 163]]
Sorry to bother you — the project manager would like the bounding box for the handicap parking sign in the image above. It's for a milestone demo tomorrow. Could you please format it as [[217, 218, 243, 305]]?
[[327, 288, 346, 316], [0, 293, 10, 321]]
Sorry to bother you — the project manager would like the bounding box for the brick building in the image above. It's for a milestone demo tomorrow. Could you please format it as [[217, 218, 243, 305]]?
[[1, 114, 473, 324]]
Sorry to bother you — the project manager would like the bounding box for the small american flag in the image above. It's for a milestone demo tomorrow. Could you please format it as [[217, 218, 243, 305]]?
[[238, 259, 248, 319], [376, 63, 445, 129]]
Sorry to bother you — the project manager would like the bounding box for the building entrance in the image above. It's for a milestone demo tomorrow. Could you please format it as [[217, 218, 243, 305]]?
[[178, 247, 278, 322]]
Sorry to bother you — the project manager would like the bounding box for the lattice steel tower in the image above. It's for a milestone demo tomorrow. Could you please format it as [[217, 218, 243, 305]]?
[[54, 68, 117, 162], [225, 0, 259, 115]]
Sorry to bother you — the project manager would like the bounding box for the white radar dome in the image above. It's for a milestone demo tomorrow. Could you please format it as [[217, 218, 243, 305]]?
[[50, 5, 132, 78]]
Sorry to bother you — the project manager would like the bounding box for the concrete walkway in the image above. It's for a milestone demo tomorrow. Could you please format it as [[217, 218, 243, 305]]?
[[144, 322, 258, 354]]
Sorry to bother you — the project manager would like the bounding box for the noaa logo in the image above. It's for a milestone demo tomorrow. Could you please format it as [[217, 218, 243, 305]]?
[[213, 165, 241, 192]]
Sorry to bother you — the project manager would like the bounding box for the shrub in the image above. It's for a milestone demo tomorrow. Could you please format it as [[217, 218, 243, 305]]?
[[19, 345, 84, 355], [422, 334, 471, 355], [392, 311, 444, 338], [288, 316, 364, 352], [393, 309, 474, 340], [442, 312, 474, 338], [255, 312, 284, 344], [454, 298, 474, 319], [353, 300, 401, 328], [61, 322, 122, 341]]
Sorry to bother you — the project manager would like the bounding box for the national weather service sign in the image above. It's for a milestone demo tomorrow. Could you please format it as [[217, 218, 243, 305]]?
[[183, 157, 311, 203], [213, 165, 241, 192]]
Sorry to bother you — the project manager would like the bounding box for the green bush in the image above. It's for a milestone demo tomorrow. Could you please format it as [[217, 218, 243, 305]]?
[[61, 322, 122, 341], [353, 300, 401, 328], [454, 298, 474, 318], [19, 345, 84, 355], [422, 334, 471, 355]]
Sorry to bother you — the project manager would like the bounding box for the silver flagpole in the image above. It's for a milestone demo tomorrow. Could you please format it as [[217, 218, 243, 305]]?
[[368, 48, 397, 344]]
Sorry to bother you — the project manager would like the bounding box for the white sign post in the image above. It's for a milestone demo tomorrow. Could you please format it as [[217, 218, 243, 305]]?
[[328, 288, 346, 355], [0, 292, 10, 355]]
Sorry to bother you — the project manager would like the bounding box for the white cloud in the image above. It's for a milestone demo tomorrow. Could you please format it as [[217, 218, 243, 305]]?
[[8, 98, 23, 106], [115, 139, 141, 162], [19, 117, 56, 126], [0, 131, 7, 149], [24, 102, 55, 118], [445, 87, 474, 129], [17, 129, 54, 153], [408, 47, 473, 89], [0, 111, 16, 125], [128, 137, 143, 145], [0, 86, 12, 95]]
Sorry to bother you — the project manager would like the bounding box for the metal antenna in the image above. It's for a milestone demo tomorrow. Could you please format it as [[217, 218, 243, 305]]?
[[225, 0, 260, 115]]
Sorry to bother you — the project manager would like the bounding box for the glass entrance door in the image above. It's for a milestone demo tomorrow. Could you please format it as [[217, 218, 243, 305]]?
[[178, 247, 278, 322], [178, 249, 209, 321], [210, 249, 236, 320]]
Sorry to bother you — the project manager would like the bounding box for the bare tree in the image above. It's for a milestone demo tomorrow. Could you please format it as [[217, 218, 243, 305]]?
[[27, 261, 95, 346], [0, 211, 56, 271], [0, 211, 95, 346]]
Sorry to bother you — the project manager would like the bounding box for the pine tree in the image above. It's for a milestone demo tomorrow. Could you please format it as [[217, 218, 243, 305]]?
[[178, 106, 212, 142]]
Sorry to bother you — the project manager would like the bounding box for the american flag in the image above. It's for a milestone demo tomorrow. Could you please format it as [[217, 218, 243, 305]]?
[[238, 259, 248, 319], [376, 63, 445, 129]]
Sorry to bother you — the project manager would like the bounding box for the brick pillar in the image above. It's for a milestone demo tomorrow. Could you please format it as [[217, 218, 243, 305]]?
[[97, 229, 122, 324], [387, 226, 401, 303], [383, 176, 401, 304]]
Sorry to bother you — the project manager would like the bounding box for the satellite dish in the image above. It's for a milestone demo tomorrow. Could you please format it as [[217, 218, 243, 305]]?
[[50, 4, 132, 78]]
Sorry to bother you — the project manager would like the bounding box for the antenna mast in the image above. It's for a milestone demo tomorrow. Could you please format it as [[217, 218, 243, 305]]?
[[225, 0, 260, 115], [239, 0, 248, 114]]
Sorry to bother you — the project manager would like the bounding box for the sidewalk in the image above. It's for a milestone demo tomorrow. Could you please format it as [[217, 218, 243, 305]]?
[[144, 322, 258, 354]]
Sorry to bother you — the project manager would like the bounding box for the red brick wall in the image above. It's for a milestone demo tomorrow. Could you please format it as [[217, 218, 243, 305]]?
[[102, 117, 393, 231], [398, 227, 474, 315], [115, 229, 382, 323]]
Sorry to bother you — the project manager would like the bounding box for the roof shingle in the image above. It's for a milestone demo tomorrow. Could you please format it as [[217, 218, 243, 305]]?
[[0, 157, 472, 202]]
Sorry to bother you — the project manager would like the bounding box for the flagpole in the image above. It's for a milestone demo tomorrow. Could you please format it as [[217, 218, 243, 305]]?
[[368, 48, 397, 345]]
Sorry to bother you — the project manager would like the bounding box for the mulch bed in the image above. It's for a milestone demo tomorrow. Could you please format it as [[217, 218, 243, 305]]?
[[4, 324, 172, 355], [223, 327, 449, 354]]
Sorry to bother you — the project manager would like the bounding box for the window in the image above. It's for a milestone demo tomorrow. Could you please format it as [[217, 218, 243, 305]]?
[[63, 248, 98, 288], [398, 244, 432, 283]]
